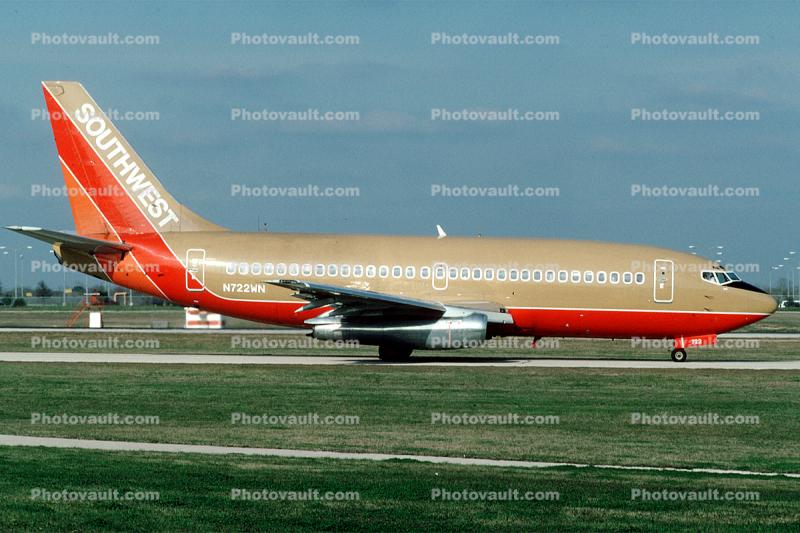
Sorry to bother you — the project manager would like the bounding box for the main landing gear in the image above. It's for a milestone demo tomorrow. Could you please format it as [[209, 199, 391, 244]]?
[[670, 348, 688, 363], [378, 345, 413, 362]]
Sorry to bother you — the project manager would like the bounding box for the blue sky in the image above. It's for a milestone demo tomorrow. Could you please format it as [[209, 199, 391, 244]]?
[[1, 1, 798, 289]]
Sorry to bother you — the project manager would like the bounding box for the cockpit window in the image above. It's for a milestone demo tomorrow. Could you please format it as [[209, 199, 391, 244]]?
[[702, 270, 739, 286]]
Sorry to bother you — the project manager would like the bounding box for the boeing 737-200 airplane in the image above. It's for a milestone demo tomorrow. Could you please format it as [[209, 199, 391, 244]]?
[[7, 82, 777, 362]]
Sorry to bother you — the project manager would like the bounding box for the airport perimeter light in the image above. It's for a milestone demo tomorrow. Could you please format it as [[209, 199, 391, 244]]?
[[19, 245, 32, 298], [0, 246, 18, 299], [769, 265, 783, 294]]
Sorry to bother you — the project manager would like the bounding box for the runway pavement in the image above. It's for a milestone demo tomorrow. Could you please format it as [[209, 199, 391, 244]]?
[[0, 327, 797, 338], [0, 327, 305, 334], [1, 435, 797, 478], [1, 352, 799, 369]]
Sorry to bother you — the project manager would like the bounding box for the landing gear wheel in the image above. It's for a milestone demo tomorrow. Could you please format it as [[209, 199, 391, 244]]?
[[671, 348, 687, 363], [378, 345, 413, 362]]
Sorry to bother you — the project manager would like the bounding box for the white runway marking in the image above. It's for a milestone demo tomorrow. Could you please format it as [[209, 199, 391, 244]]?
[[1, 352, 800, 369], [1, 435, 796, 479]]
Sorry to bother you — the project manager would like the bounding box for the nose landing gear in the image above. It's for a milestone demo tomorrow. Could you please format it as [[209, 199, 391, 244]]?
[[670, 348, 687, 363], [670, 334, 716, 363]]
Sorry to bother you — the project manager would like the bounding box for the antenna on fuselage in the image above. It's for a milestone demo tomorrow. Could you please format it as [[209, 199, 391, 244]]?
[[436, 224, 447, 240]]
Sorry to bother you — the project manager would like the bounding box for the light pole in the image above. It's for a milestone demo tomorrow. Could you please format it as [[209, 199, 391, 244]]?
[[51, 249, 66, 306], [783, 257, 792, 301], [0, 247, 18, 299], [795, 266, 800, 302], [0, 248, 10, 298], [715, 245, 724, 265], [19, 245, 32, 299], [770, 266, 782, 296]]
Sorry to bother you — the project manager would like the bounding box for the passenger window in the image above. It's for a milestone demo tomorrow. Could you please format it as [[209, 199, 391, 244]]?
[[265, 263, 275, 276], [327, 264, 337, 277], [340, 264, 351, 278], [596, 271, 607, 284], [485, 269, 495, 281], [472, 268, 482, 281], [460, 267, 470, 280], [449, 267, 458, 280], [635, 272, 645, 285], [509, 269, 519, 281], [558, 270, 568, 283], [379, 265, 389, 278], [366, 265, 377, 278], [533, 270, 543, 282], [238, 262, 249, 275], [392, 266, 402, 278], [420, 266, 431, 279], [276, 263, 287, 276], [289, 263, 300, 276], [520, 269, 530, 282], [623, 272, 633, 284], [584, 271, 593, 283], [251, 263, 262, 275], [226, 262, 237, 275], [314, 264, 324, 277], [405, 266, 416, 279], [545, 270, 555, 283], [571, 270, 581, 283], [497, 269, 507, 281], [353, 265, 364, 277], [301, 264, 312, 276], [610, 272, 620, 284]]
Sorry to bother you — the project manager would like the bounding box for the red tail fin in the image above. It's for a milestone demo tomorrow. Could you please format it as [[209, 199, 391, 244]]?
[[42, 81, 223, 238]]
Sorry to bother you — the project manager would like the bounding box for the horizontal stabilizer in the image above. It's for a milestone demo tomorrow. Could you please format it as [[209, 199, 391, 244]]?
[[5, 226, 133, 255]]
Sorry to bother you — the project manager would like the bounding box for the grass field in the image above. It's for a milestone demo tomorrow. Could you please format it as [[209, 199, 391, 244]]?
[[2, 308, 798, 531], [0, 447, 797, 532], [2, 363, 798, 473], [3, 330, 800, 361], [0, 306, 798, 332]]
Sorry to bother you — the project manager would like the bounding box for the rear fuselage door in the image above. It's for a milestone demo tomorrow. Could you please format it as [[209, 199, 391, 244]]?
[[186, 248, 206, 292]]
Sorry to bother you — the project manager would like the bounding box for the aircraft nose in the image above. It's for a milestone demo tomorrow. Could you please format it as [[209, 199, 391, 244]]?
[[753, 292, 778, 315]]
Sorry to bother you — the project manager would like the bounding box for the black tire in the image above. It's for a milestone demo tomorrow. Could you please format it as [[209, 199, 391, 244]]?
[[671, 348, 688, 363], [378, 345, 413, 362]]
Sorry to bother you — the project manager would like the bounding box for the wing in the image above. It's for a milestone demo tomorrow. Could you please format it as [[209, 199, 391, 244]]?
[[5, 226, 132, 255], [267, 279, 513, 324]]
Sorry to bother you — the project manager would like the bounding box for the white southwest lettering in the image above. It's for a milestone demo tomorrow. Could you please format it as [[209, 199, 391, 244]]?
[[126, 169, 151, 191], [105, 140, 126, 160], [73, 103, 179, 228]]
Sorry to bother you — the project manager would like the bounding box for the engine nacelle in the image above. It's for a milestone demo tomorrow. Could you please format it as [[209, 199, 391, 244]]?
[[311, 313, 489, 350]]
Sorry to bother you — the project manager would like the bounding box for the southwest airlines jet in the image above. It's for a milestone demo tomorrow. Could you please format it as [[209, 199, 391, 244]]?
[[7, 82, 777, 362]]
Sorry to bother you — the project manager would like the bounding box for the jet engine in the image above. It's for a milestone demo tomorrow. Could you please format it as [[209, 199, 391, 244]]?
[[311, 313, 489, 350]]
